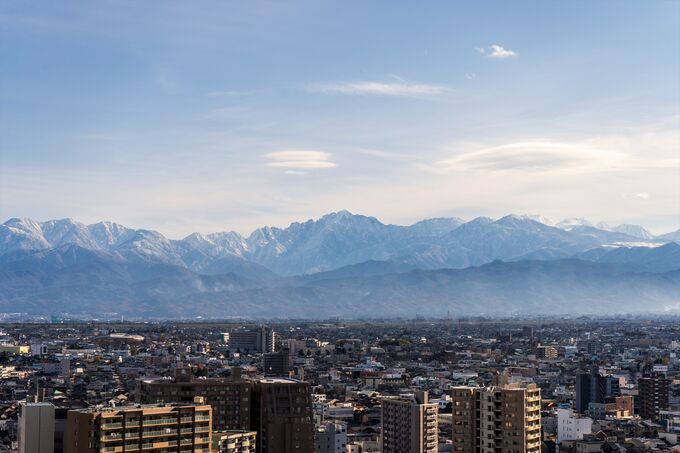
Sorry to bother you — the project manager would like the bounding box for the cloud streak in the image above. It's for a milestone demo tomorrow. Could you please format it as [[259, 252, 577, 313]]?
[[309, 80, 449, 97], [264, 150, 336, 170], [204, 90, 259, 97], [436, 141, 615, 172], [434, 137, 680, 174]]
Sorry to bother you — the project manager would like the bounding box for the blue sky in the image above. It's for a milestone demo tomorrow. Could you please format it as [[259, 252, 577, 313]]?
[[1, 1, 679, 236]]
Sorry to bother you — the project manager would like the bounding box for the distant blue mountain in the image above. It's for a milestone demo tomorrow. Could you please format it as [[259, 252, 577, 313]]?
[[1, 212, 678, 318]]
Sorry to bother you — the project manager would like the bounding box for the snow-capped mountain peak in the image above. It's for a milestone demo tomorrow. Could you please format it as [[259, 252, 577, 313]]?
[[3, 217, 44, 235], [609, 224, 654, 239], [556, 217, 593, 230], [515, 214, 555, 226], [0, 212, 674, 276]]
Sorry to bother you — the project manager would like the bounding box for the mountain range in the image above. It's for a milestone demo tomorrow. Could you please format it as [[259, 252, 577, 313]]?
[[1, 212, 679, 318]]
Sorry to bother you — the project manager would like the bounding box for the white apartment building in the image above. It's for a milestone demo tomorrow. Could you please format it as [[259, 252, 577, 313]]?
[[557, 407, 593, 443]]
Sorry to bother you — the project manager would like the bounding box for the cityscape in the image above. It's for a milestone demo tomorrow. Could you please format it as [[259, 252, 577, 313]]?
[[1, 318, 680, 452], [1, 1, 679, 452]]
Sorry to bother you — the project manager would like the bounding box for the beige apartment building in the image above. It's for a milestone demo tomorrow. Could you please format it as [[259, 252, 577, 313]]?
[[451, 383, 541, 453], [215, 430, 257, 453], [381, 391, 438, 453], [64, 403, 212, 453]]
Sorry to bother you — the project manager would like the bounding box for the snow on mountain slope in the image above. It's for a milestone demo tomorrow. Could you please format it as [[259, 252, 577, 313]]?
[[0, 212, 675, 277]]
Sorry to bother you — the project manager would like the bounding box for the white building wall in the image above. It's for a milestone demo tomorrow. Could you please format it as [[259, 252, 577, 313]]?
[[557, 407, 592, 443]]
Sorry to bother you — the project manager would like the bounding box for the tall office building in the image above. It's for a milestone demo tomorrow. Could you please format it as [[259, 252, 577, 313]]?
[[251, 378, 315, 453], [18, 402, 55, 453], [575, 365, 620, 414], [229, 326, 276, 353], [381, 391, 438, 453], [638, 373, 670, 421], [451, 383, 542, 453], [64, 403, 212, 453]]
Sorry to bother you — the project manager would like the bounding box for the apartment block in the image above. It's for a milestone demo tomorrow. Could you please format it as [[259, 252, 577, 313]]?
[[638, 373, 670, 421], [64, 403, 212, 453], [557, 407, 592, 442], [18, 402, 55, 453], [535, 345, 558, 360], [229, 327, 276, 353], [215, 430, 257, 453], [315, 421, 347, 453], [138, 373, 314, 453], [263, 350, 291, 377], [381, 391, 438, 453], [251, 378, 315, 453], [137, 373, 252, 431], [451, 387, 476, 453], [451, 383, 541, 453]]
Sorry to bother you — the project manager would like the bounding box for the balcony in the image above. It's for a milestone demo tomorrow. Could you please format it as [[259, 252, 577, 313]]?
[[142, 429, 178, 438], [101, 423, 124, 429], [143, 418, 178, 426]]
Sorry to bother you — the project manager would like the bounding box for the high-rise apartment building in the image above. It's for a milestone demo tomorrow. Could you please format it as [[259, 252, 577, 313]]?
[[137, 371, 252, 431], [451, 383, 541, 453], [64, 403, 212, 453], [137, 373, 314, 453], [638, 373, 670, 421], [229, 327, 276, 353], [451, 387, 476, 453], [18, 402, 54, 453], [251, 378, 315, 453], [381, 391, 438, 453]]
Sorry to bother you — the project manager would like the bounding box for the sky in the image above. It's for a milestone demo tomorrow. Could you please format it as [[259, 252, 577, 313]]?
[[1, 1, 679, 237]]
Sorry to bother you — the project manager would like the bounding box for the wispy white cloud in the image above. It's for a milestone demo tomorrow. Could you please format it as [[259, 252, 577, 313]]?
[[204, 90, 259, 97], [477, 44, 519, 59], [352, 148, 420, 162], [433, 133, 680, 174], [435, 141, 617, 173], [309, 79, 449, 97], [264, 150, 336, 170], [635, 192, 650, 199]]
